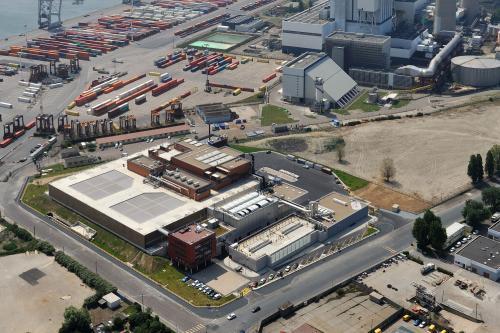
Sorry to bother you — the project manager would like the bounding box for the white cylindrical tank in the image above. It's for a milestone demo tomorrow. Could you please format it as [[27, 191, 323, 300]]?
[[434, 0, 457, 33], [451, 56, 500, 87]]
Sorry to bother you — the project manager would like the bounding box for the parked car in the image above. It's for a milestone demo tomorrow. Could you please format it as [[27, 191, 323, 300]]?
[[251, 306, 261, 313], [181, 276, 190, 283], [227, 313, 236, 320], [419, 321, 426, 328], [285, 265, 291, 272], [413, 319, 420, 326], [268, 274, 274, 280], [292, 263, 299, 269], [456, 241, 462, 247]]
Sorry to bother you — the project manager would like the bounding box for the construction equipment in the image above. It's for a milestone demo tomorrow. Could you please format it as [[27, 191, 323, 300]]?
[[35, 114, 55, 135], [38, 0, 62, 29], [29, 64, 48, 83]]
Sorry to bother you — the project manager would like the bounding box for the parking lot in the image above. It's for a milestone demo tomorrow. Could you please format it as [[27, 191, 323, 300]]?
[[192, 262, 249, 296], [253, 151, 347, 205], [0, 253, 93, 333]]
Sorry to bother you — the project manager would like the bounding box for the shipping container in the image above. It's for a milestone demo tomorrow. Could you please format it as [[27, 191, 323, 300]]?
[[0, 102, 13, 109], [135, 94, 147, 105], [0, 138, 13, 148]]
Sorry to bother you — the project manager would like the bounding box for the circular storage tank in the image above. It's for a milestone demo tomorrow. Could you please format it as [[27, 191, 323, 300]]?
[[451, 56, 500, 87]]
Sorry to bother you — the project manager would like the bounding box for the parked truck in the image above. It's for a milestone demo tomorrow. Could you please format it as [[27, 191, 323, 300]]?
[[421, 263, 436, 275]]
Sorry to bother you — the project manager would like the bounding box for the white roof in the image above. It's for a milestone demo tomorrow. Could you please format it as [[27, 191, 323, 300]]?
[[50, 145, 259, 236], [102, 293, 120, 303], [306, 57, 357, 102], [446, 222, 466, 237]]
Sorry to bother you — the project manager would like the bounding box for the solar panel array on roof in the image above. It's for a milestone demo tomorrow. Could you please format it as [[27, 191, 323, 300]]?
[[110, 192, 184, 224], [70, 170, 133, 200]]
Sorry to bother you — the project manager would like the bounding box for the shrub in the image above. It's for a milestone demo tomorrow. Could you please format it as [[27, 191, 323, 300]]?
[[3, 242, 17, 252], [37, 241, 55, 256]]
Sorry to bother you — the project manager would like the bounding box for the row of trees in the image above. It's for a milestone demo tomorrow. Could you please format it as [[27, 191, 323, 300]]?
[[0, 220, 55, 256], [412, 210, 447, 251], [54, 251, 116, 307], [467, 145, 500, 183], [462, 187, 500, 228]]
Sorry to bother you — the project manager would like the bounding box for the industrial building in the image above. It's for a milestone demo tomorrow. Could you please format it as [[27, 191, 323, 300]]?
[[282, 0, 394, 54], [168, 224, 216, 271], [210, 191, 282, 242], [220, 15, 265, 32], [332, 0, 394, 35], [433, 0, 457, 33], [454, 236, 500, 281], [488, 221, 500, 241], [226, 192, 369, 271], [195, 103, 232, 124], [282, 52, 360, 108], [451, 56, 500, 87], [325, 32, 391, 70], [49, 140, 257, 253], [281, 0, 335, 53], [228, 214, 320, 271]]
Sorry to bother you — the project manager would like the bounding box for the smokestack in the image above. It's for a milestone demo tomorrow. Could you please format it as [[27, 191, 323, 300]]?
[[434, 0, 457, 34]]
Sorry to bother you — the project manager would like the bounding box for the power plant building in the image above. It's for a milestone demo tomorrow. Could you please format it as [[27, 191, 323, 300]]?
[[433, 0, 457, 33], [282, 52, 360, 108], [332, 0, 395, 35], [325, 32, 391, 70]]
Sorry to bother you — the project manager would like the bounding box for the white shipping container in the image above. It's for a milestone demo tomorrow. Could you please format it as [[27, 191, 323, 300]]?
[[22, 92, 36, 98], [18, 81, 30, 87], [18, 97, 31, 103], [91, 99, 112, 111], [0, 102, 13, 109], [49, 82, 63, 89], [29, 83, 42, 88], [26, 87, 40, 93]]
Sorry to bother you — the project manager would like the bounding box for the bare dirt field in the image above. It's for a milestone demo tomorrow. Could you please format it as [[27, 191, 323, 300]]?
[[0, 253, 93, 333], [245, 100, 500, 205]]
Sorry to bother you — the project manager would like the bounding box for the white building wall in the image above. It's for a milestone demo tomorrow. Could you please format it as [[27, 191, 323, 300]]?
[[454, 253, 500, 281], [282, 21, 335, 52]]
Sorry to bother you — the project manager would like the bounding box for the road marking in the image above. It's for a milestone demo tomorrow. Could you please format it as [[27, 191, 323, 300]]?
[[184, 324, 205, 333], [241, 287, 251, 296], [383, 246, 398, 254]]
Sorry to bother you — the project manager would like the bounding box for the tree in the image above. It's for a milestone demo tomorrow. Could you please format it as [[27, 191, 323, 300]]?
[[412, 217, 430, 249], [380, 158, 396, 182], [429, 219, 447, 251], [298, 0, 305, 11], [336, 143, 345, 162], [59, 306, 92, 333], [462, 200, 490, 228], [112, 317, 125, 331], [476, 154, 484, 181], [485, 150, 495, 178], [482, 187, 500, 212], [467, 155, 478, 183]]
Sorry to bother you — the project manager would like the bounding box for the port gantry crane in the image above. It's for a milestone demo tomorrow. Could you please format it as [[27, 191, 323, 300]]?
[[38, 0, 62, 29]]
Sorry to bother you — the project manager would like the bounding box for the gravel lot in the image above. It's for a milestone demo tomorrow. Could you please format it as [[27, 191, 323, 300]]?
[[0, 253, 93, 333]]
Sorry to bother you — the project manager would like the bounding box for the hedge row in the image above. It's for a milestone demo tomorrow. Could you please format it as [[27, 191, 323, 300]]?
[[0, 220, 55, 256], [54, 251, 116, 307]]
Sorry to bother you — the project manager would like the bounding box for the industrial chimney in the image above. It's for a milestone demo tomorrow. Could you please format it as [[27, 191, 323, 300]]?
[[434, 0, 457, 34]]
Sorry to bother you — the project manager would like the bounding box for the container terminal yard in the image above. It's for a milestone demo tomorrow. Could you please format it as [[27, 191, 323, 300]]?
[[1, 1, 500, 333]]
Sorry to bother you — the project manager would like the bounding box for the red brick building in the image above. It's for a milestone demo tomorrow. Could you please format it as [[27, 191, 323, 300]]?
[[168, 225, 216, 272]]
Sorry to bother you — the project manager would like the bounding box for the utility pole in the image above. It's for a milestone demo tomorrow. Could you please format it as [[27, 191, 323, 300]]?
[[95, 260, 98, 274]]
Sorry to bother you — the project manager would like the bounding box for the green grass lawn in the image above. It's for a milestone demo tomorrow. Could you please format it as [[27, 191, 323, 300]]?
[[363, 226, 378, 237], [229, 144, 268, 153], [36, 162, 101, 179], [391, 99, 411, 109], [261, 104, 297, 126], [232, 92, 264, 105], [346, 91, 381, 113], [333, 169, 369, 191], [332, 108, 350, 115], [21, 181, 237, 307]]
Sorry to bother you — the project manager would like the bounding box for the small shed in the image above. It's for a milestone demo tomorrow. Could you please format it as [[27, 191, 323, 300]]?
[[369, 291, 384, 305], [102, 292, 121, 310]]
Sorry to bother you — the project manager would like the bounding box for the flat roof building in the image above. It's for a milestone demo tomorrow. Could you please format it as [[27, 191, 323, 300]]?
[[229, 214, 319, 271], [195, 103, 232, 124], [49, 145, 259, 253], [325, 32, 391, 70], [454, 236, 500, 281], [168, 225, 216, 272], [488, 221, 500, 241], [317, 192, 369, 236]]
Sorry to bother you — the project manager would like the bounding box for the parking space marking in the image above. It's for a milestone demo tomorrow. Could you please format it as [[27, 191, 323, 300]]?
[[383, 246, 398, 254], [184, 323, 205, 333]]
